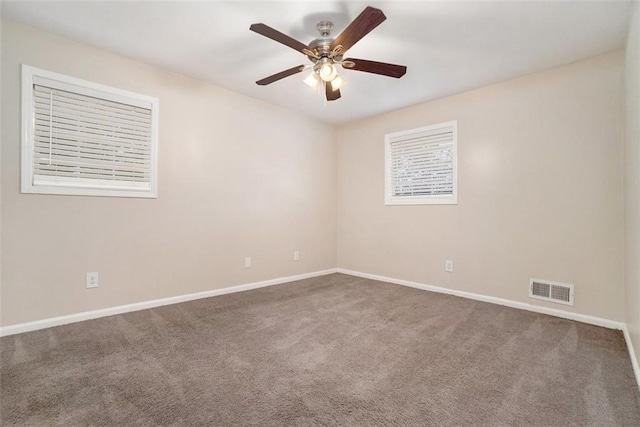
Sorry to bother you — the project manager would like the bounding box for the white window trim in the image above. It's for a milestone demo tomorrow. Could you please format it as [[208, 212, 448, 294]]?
[[21, 64, 159, 198], [385, 120, 458, 206]]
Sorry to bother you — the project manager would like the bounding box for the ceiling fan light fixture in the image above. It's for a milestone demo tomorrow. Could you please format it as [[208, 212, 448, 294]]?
[[330, 75, 343, 91], [250, 6, 406, 102], [303, 71, 319, 88], [319, 63, 337, 82]]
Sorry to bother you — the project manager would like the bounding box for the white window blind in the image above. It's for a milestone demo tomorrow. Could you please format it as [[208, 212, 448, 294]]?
[[22, 65, 158, 198], [385, 121, 457, 205]]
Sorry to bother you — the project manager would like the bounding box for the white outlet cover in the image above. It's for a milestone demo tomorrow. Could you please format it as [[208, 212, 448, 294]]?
[[244, 257, 251, 268], [293, 251, 300, 261], [86, 272, 99, 288], [445, 260, 454, 272]]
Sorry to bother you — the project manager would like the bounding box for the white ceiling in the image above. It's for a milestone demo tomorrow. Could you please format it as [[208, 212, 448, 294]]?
[[1, 1, 632, 124]]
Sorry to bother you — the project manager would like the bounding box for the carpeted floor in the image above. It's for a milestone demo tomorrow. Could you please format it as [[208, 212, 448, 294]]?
[[1, 273, 639, 426]]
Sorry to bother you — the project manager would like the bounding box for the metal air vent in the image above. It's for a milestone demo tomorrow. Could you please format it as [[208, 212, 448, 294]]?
[[529, 278, 574, 306]]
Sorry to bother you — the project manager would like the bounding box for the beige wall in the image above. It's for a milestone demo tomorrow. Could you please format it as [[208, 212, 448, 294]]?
[[0, 19, 337, 326], [625, 1, 640, 368], [0, 18, 4, 328], [0, 17, 629, 329], [337, 51, 625, 321]]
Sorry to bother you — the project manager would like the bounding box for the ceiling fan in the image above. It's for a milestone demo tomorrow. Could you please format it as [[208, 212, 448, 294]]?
[[249, 6, 407, 102]]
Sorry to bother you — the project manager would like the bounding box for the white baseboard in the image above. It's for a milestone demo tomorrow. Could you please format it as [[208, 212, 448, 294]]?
[[336, 268, 625, 330], [0, 268, 338, 337], [623, 325, 640, 392]]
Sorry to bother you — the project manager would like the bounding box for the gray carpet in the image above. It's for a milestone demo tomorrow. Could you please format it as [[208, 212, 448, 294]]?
[[1, 273, 639, 426]]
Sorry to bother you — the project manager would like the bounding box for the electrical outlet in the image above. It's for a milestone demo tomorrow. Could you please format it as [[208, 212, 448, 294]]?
[[293, 251, 300, 261], [86, 272, 99, 288], [445, 260, 454, 272], [245, 257, 252, 268]]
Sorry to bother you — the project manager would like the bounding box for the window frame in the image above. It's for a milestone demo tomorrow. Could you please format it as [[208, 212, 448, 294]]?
[[384, 120, 458, 206], [21, 64, 159, 198]]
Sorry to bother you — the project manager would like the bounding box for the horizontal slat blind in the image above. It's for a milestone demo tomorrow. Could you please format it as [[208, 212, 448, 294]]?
[[32, 84, 152, 190], [389, 127, 454, 198]]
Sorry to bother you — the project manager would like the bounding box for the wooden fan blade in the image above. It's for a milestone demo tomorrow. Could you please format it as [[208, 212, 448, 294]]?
[[250, 23, 308, 53], [344, 58, 407, 78], [330, 6, 386, 53], [256, 65, 305, 85], [325, 83, 341, 101]]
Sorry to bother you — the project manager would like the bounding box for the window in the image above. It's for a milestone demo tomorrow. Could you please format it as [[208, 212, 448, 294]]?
[[385, 121, 457, 205], [21, 65, 159, 198]]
